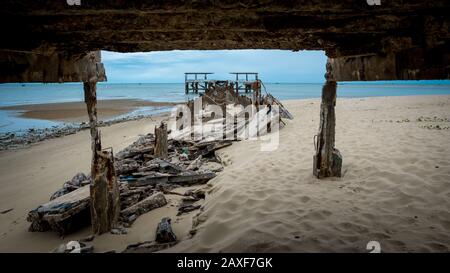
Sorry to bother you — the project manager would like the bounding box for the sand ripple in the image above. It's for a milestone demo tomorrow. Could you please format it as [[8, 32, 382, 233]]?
[[168, 96, 450, 252]]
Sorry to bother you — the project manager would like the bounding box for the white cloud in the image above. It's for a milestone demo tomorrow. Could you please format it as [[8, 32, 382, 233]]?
[[102, 50, 326, 83]]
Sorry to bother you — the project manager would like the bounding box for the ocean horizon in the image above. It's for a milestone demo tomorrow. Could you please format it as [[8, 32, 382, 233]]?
[[1, 81, 450, 133]]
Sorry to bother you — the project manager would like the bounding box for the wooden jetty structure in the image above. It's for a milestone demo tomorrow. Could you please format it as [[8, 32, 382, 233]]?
[[185, 72, 261, 95], [184, 72, 214, 94], [230, 72, 259, 93]]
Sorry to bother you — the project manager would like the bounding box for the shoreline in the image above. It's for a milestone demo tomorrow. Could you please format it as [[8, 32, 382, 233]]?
[[0, 111, 172, 151], [1, 94, 450, 151], [0, 99, 178, 123], [0, 99, 179, 151]]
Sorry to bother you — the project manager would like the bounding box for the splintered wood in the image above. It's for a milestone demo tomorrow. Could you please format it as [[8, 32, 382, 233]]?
[[90, 149, 121, 234], [313, 80, 342, 178], [26, 80, 293, 237], [83, 53, 120, 235], [154, 122, 168, 158]]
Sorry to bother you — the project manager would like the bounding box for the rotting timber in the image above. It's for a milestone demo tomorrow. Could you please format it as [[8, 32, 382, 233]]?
[[27, 80, 292, 237], [83, 52, 121, 234], [2, 0, 449, 239], [313, 61, 343, 178]]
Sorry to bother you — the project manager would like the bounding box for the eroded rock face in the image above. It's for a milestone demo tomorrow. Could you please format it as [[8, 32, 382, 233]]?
[[1, 1, 449, 81]]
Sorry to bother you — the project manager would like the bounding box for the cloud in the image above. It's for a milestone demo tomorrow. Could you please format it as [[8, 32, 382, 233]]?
[[102, 50, 326, 83]]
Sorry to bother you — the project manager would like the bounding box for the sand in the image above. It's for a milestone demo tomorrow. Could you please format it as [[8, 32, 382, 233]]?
[[0, 113, 202, 252], [0, 99, 177, 122], [168, 95, 450, 253], [1, 95, 450, 252]]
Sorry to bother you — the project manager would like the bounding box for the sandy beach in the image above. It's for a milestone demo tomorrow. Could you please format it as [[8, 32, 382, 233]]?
[[0, 99, 177, 123], [0, 95, 449, 252]]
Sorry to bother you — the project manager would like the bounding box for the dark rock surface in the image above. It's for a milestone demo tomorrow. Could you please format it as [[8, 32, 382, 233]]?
[[0, 1, 449, 82]]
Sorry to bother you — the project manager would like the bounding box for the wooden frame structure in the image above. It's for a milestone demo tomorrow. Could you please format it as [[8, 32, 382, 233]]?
[[230, 72, 259, 93], [184, 72, 214, 94]]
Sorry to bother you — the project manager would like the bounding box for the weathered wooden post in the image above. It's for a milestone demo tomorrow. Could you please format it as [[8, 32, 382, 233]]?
[[154, 121, 168, 158], [83, 52, 120, 234], [313, 61, 342, 178]]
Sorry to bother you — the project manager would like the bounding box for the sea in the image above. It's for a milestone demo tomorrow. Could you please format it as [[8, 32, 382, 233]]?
[[1, 81, 450, 134]]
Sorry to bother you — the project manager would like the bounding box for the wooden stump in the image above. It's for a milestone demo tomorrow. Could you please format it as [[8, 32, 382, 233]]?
[[90, 149, 121, 234], [83, 61, 120, 234], [313, 80, 342, 178], [154, 122, 168, 159]]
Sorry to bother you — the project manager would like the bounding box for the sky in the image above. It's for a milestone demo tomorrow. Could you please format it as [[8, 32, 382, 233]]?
[[101, 50, 327, 83]]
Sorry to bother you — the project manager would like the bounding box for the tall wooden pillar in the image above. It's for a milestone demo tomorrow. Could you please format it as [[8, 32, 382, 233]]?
[[313, 79, 342, 178], [83, 53, 120, 234]]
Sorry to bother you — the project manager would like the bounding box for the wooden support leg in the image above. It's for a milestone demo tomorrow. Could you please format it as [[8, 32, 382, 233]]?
[[90, 148, 120, 234], [154, 122, 168, 159], [84, 80, 120, 234], [313, 80, 342, 178]]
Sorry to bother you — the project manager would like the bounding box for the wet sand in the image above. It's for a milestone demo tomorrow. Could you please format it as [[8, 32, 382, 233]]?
[[0, 95, 450, 252], [0, 99, 178, 123]]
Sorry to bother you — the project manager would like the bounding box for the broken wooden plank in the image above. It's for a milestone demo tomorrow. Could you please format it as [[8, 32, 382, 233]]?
[[27, 185, 91, 235], [120, 192, 167, 218], [267, 93, 294, 120], [130, 170, 215, 187], [167, 171, 216, 185]]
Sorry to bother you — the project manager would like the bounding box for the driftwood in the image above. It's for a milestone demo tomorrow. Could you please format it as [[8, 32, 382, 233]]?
[[155, 217, 177, 243], [119, 183, 154, 210], [132, 171, 215, 187], [28, 185, 91, 235], [154, 122, 168, 158], [120, 192, 167, 219]]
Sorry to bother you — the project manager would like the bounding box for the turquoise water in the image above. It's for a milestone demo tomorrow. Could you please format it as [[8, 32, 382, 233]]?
[[0, 82, 449, 133]]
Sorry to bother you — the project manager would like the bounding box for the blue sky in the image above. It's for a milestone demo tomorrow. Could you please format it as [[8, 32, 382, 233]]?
[[101, 50, 327, 83]]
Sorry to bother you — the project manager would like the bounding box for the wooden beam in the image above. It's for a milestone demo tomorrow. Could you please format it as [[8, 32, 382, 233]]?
[[313, 80, 342, 178], [83, 52, 120, 234]]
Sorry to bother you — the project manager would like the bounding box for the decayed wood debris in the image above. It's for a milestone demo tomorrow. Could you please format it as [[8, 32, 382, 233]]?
[[120, 192, 167, 222], [27, 124, 232, 234], [28, 185, 91, 234], [50, 173, 90, 200], [27, 82, 292, 238]]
